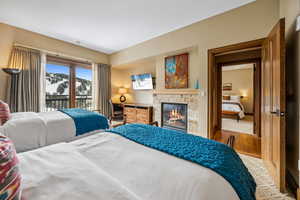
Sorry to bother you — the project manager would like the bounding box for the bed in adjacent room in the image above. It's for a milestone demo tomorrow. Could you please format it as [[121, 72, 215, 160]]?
[[0, 108, 109, 152], [17, 124, 256, 200], [222, 95, 245, 122]]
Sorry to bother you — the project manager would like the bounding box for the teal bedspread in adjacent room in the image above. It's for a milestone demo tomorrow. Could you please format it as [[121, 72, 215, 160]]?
[[108, 124, 256, 200], [59, 108, 109, 136]]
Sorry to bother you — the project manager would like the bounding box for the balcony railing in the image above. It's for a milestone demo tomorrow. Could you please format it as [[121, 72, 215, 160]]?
[[45, 95, 92, 111]]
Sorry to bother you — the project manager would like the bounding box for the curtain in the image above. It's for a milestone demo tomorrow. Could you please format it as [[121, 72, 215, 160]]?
[[7, 46, 41, 112], [91, 63, 98, 110], [93, 63, 111, 117], [40, 52, 47, 112]]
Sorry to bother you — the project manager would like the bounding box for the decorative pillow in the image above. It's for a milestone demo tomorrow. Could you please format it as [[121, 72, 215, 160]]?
[[0, 101, 11, 126], [0, 136, 21, 200], [230, 95, 241, 102]]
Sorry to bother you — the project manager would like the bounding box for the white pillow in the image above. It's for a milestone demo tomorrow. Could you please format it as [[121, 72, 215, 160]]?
[[230, 95, 241, 102]]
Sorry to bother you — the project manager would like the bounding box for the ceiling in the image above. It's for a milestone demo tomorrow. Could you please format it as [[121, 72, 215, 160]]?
[[0, 0, 255, 54]]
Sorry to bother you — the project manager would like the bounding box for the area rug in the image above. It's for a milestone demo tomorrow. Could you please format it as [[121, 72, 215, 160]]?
[[222, 115, 253, 134], [240, 154, 295, 200]]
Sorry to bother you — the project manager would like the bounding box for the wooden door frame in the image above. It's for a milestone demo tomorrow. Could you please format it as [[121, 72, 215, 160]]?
[[208, 38, 265, 139]]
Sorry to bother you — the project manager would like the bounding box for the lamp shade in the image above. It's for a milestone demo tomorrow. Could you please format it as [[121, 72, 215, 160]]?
[[2, 68, 21, 75], [118, 87, 127, 94]]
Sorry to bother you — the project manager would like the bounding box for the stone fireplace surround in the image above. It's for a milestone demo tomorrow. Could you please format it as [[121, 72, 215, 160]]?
[[153, 91, 201, 134]]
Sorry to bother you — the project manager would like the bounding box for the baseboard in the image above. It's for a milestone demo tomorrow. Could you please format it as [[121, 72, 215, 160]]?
[[286, 169, 298, 197]]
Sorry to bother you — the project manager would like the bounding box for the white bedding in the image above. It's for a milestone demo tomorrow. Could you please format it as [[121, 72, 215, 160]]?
[[0, 111, 103, 152], [19, 132, 239, 200], [222, 100, 245, 119], [19, 143, 141, 200]]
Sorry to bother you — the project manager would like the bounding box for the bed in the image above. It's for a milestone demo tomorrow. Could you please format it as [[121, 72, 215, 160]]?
[[222, 95, 245, 122], [18, 124, 256, 200], [0, 109, 109, 152]]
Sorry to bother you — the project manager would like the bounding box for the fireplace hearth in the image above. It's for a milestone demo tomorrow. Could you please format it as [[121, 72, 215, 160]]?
[[161, 103, 187, 131]]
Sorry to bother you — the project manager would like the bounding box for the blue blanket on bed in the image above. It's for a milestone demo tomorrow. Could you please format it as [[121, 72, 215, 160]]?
[[108, 124, 256, 200], [59, 108, 109, 136]]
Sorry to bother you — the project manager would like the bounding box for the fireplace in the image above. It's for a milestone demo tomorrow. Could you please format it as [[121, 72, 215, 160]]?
[[161, 103, 188, 131]]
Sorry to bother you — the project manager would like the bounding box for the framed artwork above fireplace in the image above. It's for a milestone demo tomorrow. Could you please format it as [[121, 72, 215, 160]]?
[[165, 53, 189, 89]]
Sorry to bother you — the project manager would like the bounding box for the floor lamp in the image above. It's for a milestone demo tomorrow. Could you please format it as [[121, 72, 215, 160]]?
[[2, 68, 21, 112]]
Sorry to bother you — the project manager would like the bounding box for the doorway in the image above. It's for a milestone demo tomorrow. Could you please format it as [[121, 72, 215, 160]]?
[[208, 45, 262, 158], [221, 63, 255, 135], [208, 18, 286, 192], [218, 62, 262, 158]]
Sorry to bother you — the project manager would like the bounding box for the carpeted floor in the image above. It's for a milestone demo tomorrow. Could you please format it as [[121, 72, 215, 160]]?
[[240, 154, 295, 200], [222, 115, 254, 134]]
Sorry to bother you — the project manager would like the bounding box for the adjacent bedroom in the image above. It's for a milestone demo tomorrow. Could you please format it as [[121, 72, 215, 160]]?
[[0, 0, 299, 200], [221, 64, 255, 135]]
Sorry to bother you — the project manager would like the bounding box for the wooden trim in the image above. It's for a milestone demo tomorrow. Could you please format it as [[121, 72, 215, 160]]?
[[153, 89, 199, 95], [253, 60, 261, 137], [208, 39, 264, 139], [280, 18, 287, 192], [209, 38, 265, 54], [47, 55, 91, 69], [69, 65, 76, 108], [286, 169, 298, 198], [216, 46, 261, 56], [215, 49, 261, 64]]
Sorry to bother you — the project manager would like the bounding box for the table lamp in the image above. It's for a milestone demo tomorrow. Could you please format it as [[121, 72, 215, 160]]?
[[118, 87, 128, 103]]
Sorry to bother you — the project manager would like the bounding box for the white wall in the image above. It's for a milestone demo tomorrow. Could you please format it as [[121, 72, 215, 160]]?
[[110, 0, 280, 136], [111, 59, 156, 104], [0, 23, 109, 101], [222, 66, 254, 114]]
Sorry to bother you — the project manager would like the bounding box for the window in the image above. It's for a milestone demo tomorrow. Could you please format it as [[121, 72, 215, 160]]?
[[45, 56, 92, 111], [75, 66, 92, 110]]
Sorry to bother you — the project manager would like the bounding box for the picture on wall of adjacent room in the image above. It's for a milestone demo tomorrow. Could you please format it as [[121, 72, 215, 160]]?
[[165, 53, 189, 89], [223, 83, 232, 91]]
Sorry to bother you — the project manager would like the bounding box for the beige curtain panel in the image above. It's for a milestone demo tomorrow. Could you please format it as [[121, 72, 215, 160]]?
[[94, 63, 111, 117], [7, 46, 41, 112]]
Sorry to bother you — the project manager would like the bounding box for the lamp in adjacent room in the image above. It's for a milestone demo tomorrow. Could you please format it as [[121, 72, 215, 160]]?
[[118, 87, 128, 103]]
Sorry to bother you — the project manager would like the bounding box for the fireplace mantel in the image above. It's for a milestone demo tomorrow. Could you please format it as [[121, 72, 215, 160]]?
[[153, 89, 200, 95]]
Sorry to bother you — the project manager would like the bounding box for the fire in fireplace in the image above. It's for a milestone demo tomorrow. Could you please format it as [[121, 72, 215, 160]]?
[[161, 103, 187, 131]]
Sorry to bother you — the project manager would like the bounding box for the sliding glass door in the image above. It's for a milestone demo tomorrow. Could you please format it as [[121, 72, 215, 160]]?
[[46, 63, 70, 111], [75, 66, 92, 110], [45, 56, 92, 111]]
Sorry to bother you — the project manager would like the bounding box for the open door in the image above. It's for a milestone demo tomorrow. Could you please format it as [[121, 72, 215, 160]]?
[[261, 18, 286, 192]]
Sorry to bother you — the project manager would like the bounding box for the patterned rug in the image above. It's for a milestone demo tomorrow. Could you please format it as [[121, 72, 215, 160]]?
[[240, 154, 295, 200]]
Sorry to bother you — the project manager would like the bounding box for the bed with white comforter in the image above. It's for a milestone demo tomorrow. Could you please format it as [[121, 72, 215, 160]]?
[[222, 100, 245, 119], [0, 111, 104, 152], [19, 131, 241, 200]]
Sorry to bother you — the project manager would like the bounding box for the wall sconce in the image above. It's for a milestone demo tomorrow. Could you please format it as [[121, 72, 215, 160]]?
[[118, 87, 128, 103]]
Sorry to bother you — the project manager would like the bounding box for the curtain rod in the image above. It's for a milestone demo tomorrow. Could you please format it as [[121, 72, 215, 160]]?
[[13, 43, 94, 63]]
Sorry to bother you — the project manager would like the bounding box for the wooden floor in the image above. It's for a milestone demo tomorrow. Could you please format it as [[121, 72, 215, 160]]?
[[214, 130, 261, 158]]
